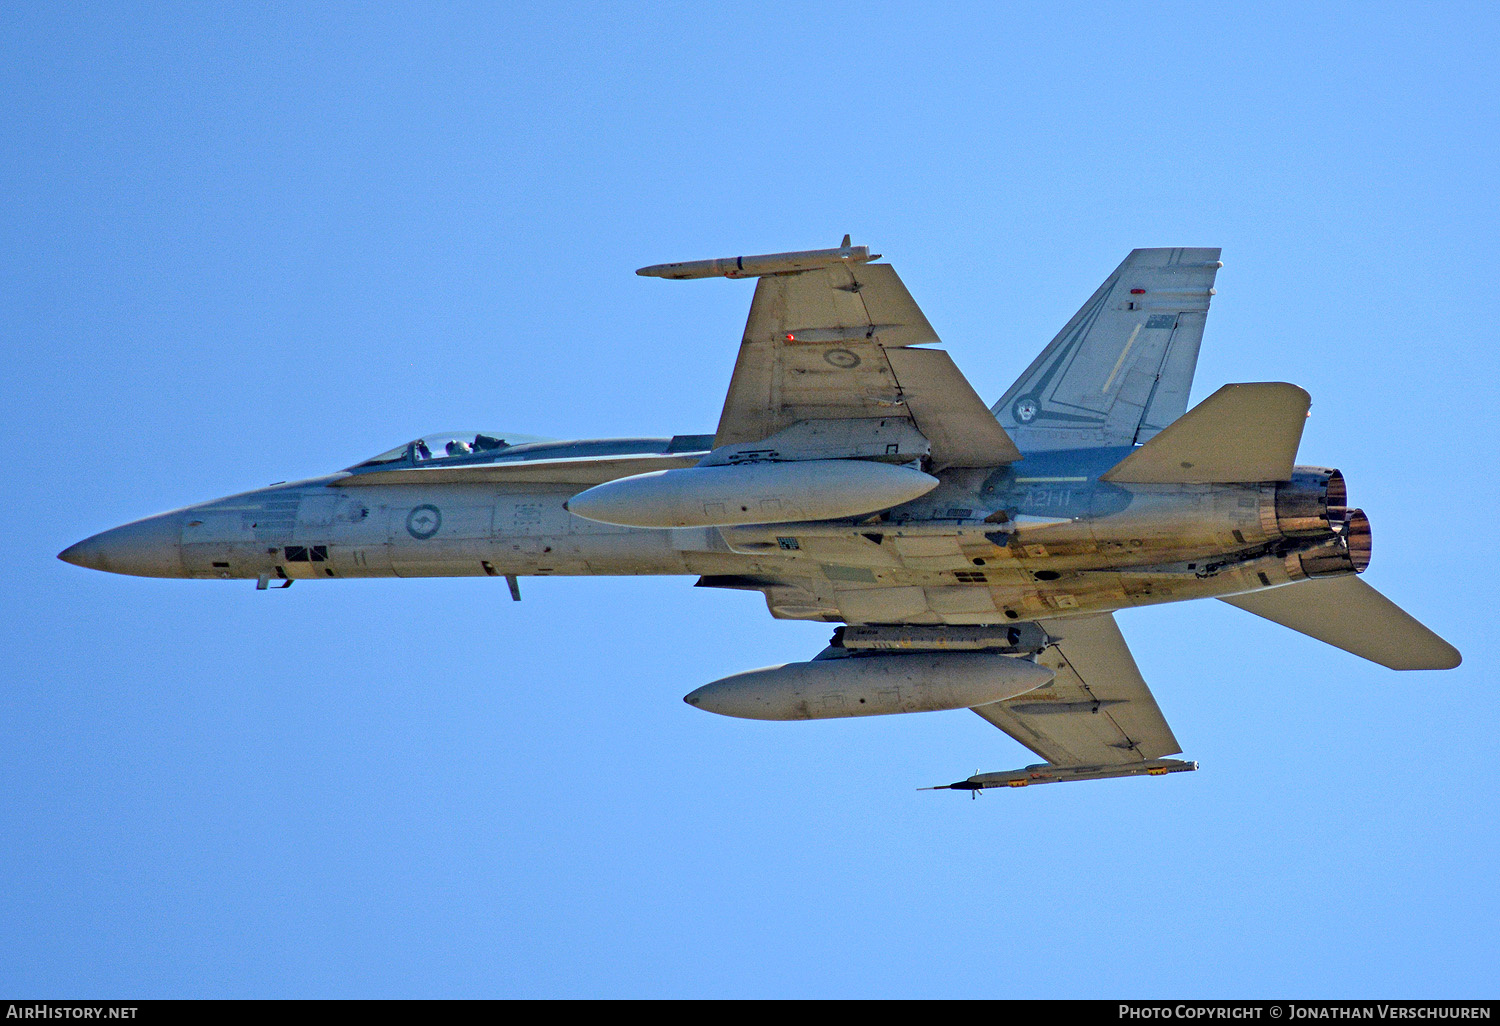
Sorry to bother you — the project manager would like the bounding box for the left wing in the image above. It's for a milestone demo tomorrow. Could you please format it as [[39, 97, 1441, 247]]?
[[938, 614, 1197, 789], [708, 257, 1020, 467], [714, 262, 934, 446]]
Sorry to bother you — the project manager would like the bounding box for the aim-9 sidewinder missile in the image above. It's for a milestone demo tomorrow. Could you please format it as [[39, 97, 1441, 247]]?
[[636, 236, 877, 279]]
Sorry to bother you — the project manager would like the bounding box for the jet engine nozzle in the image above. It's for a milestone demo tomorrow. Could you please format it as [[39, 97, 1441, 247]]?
[[684, 652, 1054, 721], [1274, 467, 1347, 537], [1343, 507, 1372, 573], [1295, 507, 1372, 578]]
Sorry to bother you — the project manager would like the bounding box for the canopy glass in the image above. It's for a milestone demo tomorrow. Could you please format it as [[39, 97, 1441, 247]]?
[[352, 431, 557, 469]]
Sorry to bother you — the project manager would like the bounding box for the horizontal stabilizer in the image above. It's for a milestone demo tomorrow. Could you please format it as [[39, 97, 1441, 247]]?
[[332, 453, 703, 488], [1220, 576, 1461, 670], [1101, 382, 1310, 483], [883, 347, 1022, 467]]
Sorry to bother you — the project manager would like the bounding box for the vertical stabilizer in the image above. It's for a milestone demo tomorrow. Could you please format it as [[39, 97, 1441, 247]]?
[[995, 248, 1221, 451]]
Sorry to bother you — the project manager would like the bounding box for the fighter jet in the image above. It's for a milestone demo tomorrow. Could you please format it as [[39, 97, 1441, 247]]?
[[59, 239, 1461, 790]]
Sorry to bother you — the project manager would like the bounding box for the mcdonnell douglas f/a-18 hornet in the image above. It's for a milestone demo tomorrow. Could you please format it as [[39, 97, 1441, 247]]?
[[60, 239, 1461, 791]]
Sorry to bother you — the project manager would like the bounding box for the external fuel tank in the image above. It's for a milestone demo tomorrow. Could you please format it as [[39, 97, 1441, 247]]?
[[684, 652, 1054, 721], [565, 459, 939, 529]]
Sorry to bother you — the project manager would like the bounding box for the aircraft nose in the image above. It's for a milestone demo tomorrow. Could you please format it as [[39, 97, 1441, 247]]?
[[58, 512, 187, 578]]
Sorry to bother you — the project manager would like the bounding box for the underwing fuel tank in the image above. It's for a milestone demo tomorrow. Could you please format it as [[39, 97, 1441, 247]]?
[[684, 653, 1055, 721], [564, 459, 939, 529]]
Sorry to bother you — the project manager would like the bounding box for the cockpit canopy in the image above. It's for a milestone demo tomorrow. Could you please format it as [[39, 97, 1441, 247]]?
[[352, 431, 557, 469]]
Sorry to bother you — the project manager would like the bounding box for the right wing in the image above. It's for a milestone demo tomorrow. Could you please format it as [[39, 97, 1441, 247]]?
[[950, 614, 1197, 788], [993, 248, 1221, 451]]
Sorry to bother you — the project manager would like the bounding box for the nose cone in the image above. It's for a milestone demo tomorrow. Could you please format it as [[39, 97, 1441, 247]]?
[[58, 512, 186, 578]]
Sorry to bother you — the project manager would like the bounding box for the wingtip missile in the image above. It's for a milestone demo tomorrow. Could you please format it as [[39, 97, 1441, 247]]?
[[636, 238, 878, 280], [927, 759, 1199, 791]]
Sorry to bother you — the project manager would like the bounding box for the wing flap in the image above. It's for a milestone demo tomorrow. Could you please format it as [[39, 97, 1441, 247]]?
[[884, 347, 1022, 468], [971, 613, 1182, 766], [1100, 382, 1310, 483], [1220, 576, 1461, 670]]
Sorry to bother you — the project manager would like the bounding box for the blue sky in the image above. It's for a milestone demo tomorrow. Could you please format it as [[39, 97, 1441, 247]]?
[[3, 3, 1497, 997]]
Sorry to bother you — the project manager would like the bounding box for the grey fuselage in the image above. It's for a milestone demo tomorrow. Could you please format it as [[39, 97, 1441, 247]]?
[[60, 436, 1362, 626]]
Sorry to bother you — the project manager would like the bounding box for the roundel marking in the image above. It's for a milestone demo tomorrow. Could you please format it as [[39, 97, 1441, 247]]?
[[1013, 398, 1039, 423], [406, 504, 442, 539], [823, 348, 861, 369]]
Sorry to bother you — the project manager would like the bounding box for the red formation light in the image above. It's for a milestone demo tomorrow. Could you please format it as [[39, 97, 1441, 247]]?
[[1130, 288, 1146, 295]]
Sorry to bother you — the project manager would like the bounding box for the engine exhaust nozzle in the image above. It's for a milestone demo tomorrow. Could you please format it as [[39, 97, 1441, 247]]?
[[1274, 468, 1347, 538], [1295, 508, 1372, 578]]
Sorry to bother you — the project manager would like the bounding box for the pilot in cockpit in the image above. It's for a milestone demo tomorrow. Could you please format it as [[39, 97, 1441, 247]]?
[[446, 440, 473, 456]]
